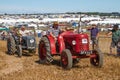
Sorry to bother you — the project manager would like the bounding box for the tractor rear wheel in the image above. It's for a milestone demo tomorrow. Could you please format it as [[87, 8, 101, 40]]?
[[38, 37, 53, 64], [90, 49, 103, 67], [7, 36, 16, 55], [61, 49, 73, 70]]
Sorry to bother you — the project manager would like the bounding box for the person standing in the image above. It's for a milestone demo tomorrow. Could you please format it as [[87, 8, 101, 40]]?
[[107, 24, 120, 56], [90, 24, 99, 49], [1, 31, 6, 40]]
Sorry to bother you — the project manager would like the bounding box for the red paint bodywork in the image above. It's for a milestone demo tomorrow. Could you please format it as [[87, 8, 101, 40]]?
[[62, 32, 89, 53], [47, 35, 56, 54], [57, 35, 65, 53], [47, 31, 90, 57]]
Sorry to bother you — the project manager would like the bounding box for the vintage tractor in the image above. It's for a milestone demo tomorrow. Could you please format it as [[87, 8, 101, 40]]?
[[38, 29, 103, 69], [7, 34, 36, 57]]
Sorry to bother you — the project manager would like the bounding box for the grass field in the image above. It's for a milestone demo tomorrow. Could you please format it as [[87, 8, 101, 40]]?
[[0, 33, 120, 80]]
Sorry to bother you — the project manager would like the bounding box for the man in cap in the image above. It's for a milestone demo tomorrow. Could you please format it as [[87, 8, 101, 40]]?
[[90, 24, 99, 49], [49, 21, 60, 40]]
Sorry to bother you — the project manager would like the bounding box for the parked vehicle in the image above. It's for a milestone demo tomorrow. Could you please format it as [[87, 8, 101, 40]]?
[[7, 34, 36, 57]]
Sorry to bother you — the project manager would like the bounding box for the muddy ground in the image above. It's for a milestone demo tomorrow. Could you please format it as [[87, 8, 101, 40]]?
[[0, 35, 120, 80]]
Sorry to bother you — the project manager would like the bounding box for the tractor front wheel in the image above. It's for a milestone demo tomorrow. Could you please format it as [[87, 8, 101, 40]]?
[[17, 45, 22, 57], [90, 49, 103, 67], [61, 49, 73, 70]]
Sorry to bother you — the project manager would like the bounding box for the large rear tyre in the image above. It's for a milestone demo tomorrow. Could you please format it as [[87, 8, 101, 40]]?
[[7, 36, 16, 55], [38, 36, 53, 64], [90, 49, 103, 68], [61, 49, 73, 70]]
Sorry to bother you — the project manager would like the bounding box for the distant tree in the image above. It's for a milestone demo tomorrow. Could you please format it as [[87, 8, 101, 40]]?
[[4, 13, 7, 15]]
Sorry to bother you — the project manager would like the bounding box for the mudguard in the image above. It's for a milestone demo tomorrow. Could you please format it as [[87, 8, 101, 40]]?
[[47, 35, 56, 55], [57, 35, 65, 53], [46, 31, 72, 54]]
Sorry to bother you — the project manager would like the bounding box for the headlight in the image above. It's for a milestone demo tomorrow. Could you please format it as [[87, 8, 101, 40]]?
[[72, 40, 76, 45], [82, 39, 87, 44], [30, 39, 34, 43]]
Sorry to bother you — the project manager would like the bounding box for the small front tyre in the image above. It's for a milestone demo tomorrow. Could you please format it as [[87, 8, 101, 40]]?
[[17, 45, 22, 57], [90, 49, 103, 68], [61, 49, 73, 70]]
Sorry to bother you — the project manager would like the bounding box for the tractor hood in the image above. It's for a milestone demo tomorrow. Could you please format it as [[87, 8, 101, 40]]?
[[61, 31, 88, 39], [60, 31, 89, 53]]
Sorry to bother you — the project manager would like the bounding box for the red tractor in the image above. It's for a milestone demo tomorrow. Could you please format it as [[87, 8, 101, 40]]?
[[38, 30, 103, 69]]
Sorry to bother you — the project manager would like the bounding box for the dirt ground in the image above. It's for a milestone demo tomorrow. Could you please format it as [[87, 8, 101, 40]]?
[[0, 34, 120, 80]]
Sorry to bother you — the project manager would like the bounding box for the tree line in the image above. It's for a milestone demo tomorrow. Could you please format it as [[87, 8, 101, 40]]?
[[66, 12, 120, 16]]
